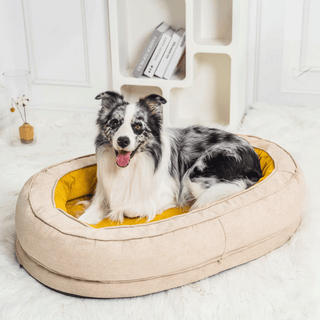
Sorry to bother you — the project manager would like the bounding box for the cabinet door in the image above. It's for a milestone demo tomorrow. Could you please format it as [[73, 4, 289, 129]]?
[[1, 0, 112, 109], [248, 0, 320, 107]]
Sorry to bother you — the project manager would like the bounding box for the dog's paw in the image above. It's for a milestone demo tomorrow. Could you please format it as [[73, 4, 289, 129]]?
[[106, 210, 125, 223], [75, 200, 91, 209], [78, 205, 105, 225]]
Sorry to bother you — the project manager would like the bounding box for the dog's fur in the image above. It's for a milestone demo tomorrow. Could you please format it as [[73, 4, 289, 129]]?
[[79, 91, 262, 224]]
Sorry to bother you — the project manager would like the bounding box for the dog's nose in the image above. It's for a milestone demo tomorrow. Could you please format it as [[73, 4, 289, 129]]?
[[117, 136, 130, 148]]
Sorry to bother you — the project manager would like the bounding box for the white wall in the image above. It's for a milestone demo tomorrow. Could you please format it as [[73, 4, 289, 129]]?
[[0, 0, 112, 110], [1, 0, 319, 111], [247, 0, 320, 108]]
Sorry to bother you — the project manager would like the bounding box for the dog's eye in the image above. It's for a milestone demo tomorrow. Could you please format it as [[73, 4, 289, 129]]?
[[110, 119, 119, 128], [135, 124, 141, 130]]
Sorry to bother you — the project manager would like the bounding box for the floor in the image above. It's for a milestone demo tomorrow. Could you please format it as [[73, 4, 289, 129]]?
[[0, 102, 319, 320]]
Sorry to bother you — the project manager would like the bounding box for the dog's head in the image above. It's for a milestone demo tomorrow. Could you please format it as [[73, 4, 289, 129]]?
[[95, 91, 166, 168]]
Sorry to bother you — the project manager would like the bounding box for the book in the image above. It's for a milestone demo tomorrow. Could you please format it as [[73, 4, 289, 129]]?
[[132, 22, 170, 78], [175, 51, 186, 77], [143, 27, 175, 78], [163, 29, 186, 80], [154, 28, 183, 78]]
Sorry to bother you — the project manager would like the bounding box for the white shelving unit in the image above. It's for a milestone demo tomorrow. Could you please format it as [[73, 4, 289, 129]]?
[[107, 0, 248, 128]]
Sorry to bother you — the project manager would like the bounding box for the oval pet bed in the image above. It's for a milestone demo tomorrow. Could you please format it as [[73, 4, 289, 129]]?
[[15, 135, 306, 298]]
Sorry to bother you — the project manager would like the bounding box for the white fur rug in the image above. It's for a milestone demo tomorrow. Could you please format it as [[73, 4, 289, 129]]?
[[0, 103, 319, 320]]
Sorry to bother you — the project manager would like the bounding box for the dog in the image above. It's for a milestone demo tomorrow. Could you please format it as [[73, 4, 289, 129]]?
[[78, 91, 262, 224]]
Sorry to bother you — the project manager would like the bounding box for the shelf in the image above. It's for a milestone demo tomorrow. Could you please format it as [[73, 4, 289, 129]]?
[[121, 85, 164, 121], [119, 68, 186, 83], [193, 0, 233, 46], [121, 85, 163, 102], [108, 0, 248, 128], [115, 0, 186, 79], [169, 53, 231, 127]]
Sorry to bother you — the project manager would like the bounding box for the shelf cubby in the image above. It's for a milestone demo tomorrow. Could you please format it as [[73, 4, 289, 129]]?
[[114, 0, 186, 80], [193, 0, 233, 46], [108, 0, 248, 128], [121, 85, 162, 102], [170, 53, 231, 127]]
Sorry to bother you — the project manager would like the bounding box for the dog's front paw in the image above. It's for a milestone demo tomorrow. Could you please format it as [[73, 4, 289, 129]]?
[[106, 210, 125, 223], [75, 200, 91, 209], [78, 205, 105, 225]]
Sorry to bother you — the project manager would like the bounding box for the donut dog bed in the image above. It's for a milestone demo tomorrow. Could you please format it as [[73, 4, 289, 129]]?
[[15, 135, 306, 298]]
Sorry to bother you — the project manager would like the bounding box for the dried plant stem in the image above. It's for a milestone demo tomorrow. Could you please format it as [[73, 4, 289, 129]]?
[[24, 105, 27, 123], [12, 99, 25, 123]]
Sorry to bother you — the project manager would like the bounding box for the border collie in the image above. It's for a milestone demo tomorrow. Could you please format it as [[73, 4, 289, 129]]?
[[79, 91, 262, 224]]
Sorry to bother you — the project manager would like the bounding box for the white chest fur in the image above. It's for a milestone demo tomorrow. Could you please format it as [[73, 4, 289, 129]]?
[[96, 134, 178, 221]]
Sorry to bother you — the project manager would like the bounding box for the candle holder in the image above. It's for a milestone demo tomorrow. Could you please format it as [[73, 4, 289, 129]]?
[[2, 70, 36, 145]]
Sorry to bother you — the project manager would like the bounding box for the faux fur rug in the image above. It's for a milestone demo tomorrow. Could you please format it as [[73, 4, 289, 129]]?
[[0, 103, 319, 320]]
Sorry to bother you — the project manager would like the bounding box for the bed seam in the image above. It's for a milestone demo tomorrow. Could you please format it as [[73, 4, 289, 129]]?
[[23, 138, 300, 242], [16, 224, 296, 284], [25, 169, 300, 242], [52, 146, 280, 230]]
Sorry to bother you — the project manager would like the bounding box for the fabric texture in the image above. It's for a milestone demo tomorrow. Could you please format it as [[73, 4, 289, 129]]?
[[14, 135, 305, 298]]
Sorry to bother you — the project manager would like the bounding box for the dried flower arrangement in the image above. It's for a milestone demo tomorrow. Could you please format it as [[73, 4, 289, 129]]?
[[10, 95, 34, 144]]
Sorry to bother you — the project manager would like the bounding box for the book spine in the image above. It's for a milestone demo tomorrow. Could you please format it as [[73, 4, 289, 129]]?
[[132, 29, 162, 78], [154, 32, 181, 78], [143, 32, 172, 78], [163, 32, 186, 80]]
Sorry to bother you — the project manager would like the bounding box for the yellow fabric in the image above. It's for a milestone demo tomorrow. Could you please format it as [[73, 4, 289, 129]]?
[[253, 148, 275, 182], [54, 148, 275, 228], [54, 165, 97, 214]]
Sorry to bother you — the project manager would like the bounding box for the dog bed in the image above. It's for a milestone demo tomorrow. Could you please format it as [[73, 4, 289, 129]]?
[[15, 135, 306, 298]]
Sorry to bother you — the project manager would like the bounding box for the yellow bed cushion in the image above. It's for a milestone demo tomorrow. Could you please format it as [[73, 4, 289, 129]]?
[[54, 148, 275, 228]]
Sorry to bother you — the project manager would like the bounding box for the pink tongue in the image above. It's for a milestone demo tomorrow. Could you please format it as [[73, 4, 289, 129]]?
[[116, 152, 131, 167]]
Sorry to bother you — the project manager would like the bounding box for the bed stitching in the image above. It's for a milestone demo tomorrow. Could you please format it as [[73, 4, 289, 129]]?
[[217, 218, 227, 262], [42, 154, 95, 171], [23, 137, 301, 242], [52, 145, 281, 230], [16, 223, 298, 284], [26, 168, 299, 242]]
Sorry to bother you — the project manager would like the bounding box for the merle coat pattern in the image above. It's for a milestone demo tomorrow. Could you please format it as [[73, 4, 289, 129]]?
[[79, 91, 262, 224]]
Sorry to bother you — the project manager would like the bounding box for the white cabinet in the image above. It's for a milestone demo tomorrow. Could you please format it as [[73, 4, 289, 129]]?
[[108, 0, 248, 127]]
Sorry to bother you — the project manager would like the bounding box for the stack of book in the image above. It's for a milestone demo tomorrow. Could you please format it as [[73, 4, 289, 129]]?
[[132, 22, 186, 80]]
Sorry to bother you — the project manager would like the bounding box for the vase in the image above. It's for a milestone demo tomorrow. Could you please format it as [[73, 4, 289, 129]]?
[[2, 70, 36, 145], [19, 123, 34, 144]]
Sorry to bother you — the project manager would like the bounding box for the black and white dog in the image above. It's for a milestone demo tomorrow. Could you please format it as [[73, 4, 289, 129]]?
[[79, 91, 262, 224]]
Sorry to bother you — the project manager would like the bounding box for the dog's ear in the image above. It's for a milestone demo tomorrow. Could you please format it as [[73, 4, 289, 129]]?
[[95, 91, 125, 109], [142, 94, 167, 116]]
